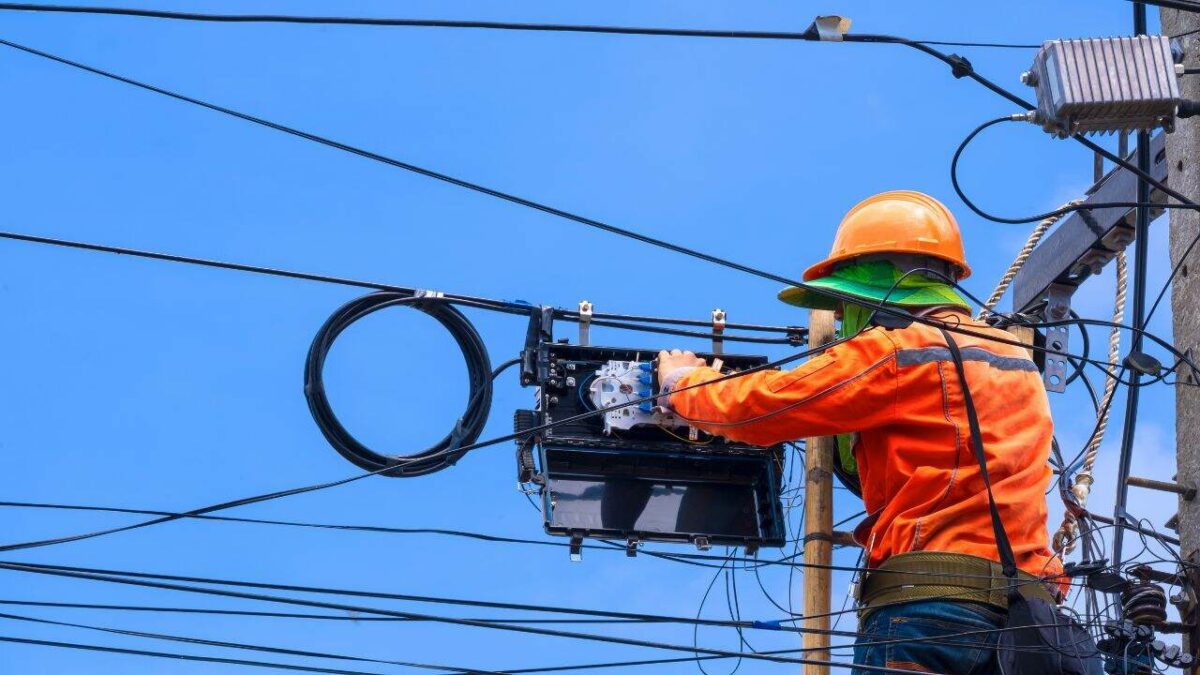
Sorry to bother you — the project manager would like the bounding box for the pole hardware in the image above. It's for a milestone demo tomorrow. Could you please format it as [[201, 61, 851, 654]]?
[[1043, 283, 1073, 393], [711, 309, 726, 355], [577, 300, 593, 347], [806, 15, 851, 42], [1127, 476, 1197, 501]]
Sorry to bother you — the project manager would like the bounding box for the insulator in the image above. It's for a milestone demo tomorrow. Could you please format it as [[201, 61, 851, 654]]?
[[1122, 581, 1168, 626]]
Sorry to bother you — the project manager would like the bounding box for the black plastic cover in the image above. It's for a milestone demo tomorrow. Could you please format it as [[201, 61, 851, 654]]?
[[524, 342, 786, 549]]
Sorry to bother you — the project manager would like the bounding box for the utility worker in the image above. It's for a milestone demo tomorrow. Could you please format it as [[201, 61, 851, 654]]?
[[657, 191, 1097, 674]]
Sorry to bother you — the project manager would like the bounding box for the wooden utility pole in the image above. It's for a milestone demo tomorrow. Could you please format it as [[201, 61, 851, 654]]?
[[1160, 7, 1200, 661], [802, 309, 836, 674]]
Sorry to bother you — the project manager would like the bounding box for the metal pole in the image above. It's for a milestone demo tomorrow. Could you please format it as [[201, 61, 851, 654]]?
[[1111, 1, 1150, 571], [1159, 4, 1200, 661]]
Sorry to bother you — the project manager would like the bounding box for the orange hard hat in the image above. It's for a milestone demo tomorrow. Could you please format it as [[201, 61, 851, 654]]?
[[803, 190, 971, 281]]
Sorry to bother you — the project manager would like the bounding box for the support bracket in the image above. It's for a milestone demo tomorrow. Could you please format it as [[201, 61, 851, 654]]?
[[578, 300, 593, 347], [1043, 283, 1073, 393], [711, 308, 726, 355]]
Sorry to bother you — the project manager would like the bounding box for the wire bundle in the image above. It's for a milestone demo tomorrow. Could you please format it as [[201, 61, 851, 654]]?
[[303, 291, 493, 477]]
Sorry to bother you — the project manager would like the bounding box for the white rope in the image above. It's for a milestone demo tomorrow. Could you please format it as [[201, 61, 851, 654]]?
[[1052, 250, 1127, 555], [976, 201, 1082, 319]]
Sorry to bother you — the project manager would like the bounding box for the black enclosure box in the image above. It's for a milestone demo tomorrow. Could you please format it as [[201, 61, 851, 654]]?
[[518, 341, 786, 551]]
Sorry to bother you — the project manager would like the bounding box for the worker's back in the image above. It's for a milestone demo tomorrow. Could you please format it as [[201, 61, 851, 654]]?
[[667, 308, 1060, 581], [852, 310, 1059, 580]]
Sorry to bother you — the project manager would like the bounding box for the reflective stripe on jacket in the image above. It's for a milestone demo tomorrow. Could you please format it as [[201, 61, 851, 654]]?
[[668, 309, 1062, 583]]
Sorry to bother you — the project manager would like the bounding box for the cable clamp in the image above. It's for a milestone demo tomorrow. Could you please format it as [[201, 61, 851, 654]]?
[[415, 289, 445, 300], [807, 15, 851, 42], [947, 53, 974, 79], [578, 300, 593, 346], [711, 308, 726, 355]]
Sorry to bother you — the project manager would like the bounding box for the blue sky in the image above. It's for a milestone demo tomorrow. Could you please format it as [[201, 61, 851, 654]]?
[[0, 1, 1185, 672]]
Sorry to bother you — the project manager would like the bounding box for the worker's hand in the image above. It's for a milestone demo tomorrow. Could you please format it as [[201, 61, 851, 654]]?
[[657, 349, 706, 381]]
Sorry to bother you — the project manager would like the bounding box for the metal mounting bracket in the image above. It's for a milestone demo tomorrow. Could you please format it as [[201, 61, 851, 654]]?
[[1043, 283, 1072, 393], [711, 308, 726, 355], [569, 534, 584, 562], [578, 300, 593, 347]]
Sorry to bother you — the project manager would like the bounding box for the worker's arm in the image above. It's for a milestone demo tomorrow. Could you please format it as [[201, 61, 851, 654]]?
[[661, 328, 899, 447]]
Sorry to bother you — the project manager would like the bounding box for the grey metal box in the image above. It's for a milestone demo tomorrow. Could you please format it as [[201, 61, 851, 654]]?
[[1025, 35, 1180, 137]]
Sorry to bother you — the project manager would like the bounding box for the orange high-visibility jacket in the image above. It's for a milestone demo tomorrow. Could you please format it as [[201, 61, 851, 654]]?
[[669, 309, 1062, 582]]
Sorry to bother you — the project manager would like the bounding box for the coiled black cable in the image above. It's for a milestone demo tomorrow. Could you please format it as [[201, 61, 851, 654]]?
[[304, 291, 493, 477]]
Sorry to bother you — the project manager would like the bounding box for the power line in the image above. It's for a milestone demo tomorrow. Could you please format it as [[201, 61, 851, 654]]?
[[3, 30, 1186, 297], [0, 228, 1153, 375], [0, 336, 844, 554], [3, 35, 1183, 361], [0, 610, 486, 673], [0, 229, 797, 344], [0, 599, 648, 624], [0, 3, 1041, 48], [0, 38, 806, 292], [0, 634, 383, 675], [0, 559, 1087, 630], [0, 560, 927, 674]]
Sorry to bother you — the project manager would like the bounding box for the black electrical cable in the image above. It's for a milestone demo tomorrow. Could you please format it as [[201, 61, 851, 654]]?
[[0, 635, 383, 675], [6, 558, 1105, 659], [0, 227, 1135, 376], [0, 3, 1043, 49], [0, 336, 851, 554], [0, 611, 487, 674], [2, 32, 1191, 564], [0, 599, 648, 624], [0, 227, 802, 345], [1145, 223, 1200, 325], [1, 559, 1084, 632], [0, 499, 800, 569], [303, 291, 493, 477], [952, 115, 1200, 224], [0, 561, 933, 674], [0, 38, 1183, 369], [0, 38, 1182, 369]]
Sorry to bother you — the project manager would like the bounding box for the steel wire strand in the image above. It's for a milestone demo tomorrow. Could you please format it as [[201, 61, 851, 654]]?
[[0, 611, 488, 673]]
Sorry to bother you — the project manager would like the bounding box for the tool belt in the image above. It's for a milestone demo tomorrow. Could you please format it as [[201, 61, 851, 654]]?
[[858, 551, 1059, 618]]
